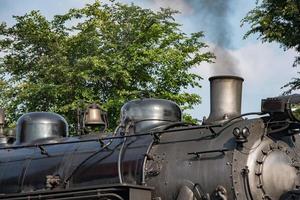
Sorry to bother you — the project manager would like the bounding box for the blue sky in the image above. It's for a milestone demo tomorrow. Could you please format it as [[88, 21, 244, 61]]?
[[0, 0, 298, 120]]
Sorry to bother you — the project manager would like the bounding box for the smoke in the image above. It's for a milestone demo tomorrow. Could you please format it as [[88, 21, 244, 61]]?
[[149, 0, 240, 76], [193, 0, 232, 48], [211, 45, 239, 75], [192, 0, 239, 76]]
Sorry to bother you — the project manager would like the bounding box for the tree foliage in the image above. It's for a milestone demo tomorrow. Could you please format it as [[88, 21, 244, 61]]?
[[0, 1, 213, 131], [243, 0, 300, 64], [242, 0, 300, 93]]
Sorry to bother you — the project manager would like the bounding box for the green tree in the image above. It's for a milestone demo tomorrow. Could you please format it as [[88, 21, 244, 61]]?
[[0, 1, 213, 132], [242, 0, 300, 93]]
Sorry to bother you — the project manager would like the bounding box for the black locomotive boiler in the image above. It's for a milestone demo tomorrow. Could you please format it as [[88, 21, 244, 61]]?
[[0, 76, 299, 200]]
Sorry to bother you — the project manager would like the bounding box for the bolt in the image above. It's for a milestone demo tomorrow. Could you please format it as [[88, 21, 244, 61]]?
[[262, 149, 268, 155], [145, 154, 154, 160], [255, 171, 262, 176], [269, 144, 275, 150], [223, 114, 229, 120], [257, 159, 263, 164]]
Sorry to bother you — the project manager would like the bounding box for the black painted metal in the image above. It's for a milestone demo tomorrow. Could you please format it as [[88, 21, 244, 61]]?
[[0, 117, 299, 199], [0, 90, 300, 200], [0, 184, 153, 200], [15, 112, 68, 144]]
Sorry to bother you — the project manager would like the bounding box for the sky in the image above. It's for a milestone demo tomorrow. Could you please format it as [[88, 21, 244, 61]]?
[[0, 0, 298, 121]]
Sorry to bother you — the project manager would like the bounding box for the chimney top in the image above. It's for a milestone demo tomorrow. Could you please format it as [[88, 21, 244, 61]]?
[[204, 75, 244, 125]]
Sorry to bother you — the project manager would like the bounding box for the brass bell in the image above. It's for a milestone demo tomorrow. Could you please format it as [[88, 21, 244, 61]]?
[[84, 103, 106, 127]]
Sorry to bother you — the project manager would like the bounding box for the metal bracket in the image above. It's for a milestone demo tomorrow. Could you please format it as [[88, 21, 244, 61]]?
[[188, 148, 230, 158], [153, 133, 160, 144], [37, 145, 50, 157]]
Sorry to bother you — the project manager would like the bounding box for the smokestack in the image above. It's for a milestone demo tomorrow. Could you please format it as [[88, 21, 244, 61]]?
[[204, 76, 243, 124]]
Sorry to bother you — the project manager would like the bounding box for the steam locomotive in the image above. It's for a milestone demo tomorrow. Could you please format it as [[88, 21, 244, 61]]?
[[0, 76, 299, 200]]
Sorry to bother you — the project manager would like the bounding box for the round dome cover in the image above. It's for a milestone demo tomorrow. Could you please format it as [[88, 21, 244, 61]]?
[[16, 112, 68, 144], [120, 98, 182, 133]]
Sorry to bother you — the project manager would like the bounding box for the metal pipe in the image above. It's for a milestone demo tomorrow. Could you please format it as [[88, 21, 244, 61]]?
[[118, 137, 127, 184], [205, 76, 244, 125]]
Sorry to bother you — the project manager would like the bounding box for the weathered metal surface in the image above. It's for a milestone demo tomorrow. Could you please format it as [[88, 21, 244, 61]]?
[[205, 76, 244, 125]]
